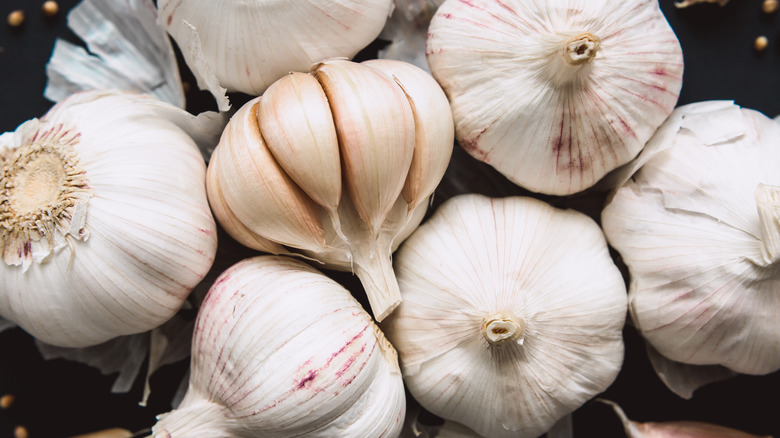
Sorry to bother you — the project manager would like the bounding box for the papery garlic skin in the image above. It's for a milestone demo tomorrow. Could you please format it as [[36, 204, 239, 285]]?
[[157, 0, 394, 100], [152, 256, 405, 438], [0, 90, 217, 348], [206, 59, 453, 322], [602, 102, 780, 375], [383, 194, 627, 438], [426, 0, 684, 195]]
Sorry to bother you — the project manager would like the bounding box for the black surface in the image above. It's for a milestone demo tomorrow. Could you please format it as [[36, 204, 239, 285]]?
[[0, 0, 779, 437]]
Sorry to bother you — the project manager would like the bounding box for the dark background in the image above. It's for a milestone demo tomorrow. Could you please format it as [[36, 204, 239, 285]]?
[[0, 0, 779, 437]]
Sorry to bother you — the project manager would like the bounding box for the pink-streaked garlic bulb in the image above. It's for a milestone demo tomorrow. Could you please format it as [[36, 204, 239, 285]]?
[[157, 0, 394, 109], [0, 89, 217, 348], [206, 58, 453, 322], [602, 101, 780, 375], [151, 255, 406, 438], [426, 0, 684, 195]]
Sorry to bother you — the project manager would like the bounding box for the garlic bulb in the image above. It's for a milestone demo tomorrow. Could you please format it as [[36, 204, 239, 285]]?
[[383, 194, 627, 438], [0, 90, 217, 348], [207, 58, 453, 321], [151, 255, 405, 438], [601, 102, 780, 375], [426, 0, 684, 195], [157, 0, 394, 105]]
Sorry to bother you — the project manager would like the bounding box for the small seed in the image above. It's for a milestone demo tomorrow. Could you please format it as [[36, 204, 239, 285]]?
[[7, 10, 24, 27], [754, 35, 769, 52], [762, 0, 778, 13], [14, 425, 29, 438], [42, 1, 59, 18], [0, 394, 14, 409]]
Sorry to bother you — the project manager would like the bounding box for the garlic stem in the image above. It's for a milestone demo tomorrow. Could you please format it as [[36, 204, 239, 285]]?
[[562, 33, 601, 66], [353, 247, 402, 322], [755, 183, 780, 265], [481, 313, 524, 345]]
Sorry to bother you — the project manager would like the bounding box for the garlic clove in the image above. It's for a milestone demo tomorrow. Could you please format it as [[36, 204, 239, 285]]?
[[205, 146, 289, 255], [426, 0, 684, 195], [597, 399, 771, 438], [207, 96, 327, 252], [314, 59, 416, 238], [363, 59, 454, 211], [258, 72, 343, 231]]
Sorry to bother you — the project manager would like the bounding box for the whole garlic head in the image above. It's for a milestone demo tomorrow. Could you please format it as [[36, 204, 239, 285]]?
[[152, 255, 405, 438], [157, 0, 394, 104], [602, 102, 780, 375], [206, 58, 454, 322], [0, 90, 217, 348], [383, 194, 627, 438], [426, 0, 684, 195]]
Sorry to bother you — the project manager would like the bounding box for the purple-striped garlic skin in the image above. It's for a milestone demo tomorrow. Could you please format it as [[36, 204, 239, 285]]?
[[152, 255, 405, 438]]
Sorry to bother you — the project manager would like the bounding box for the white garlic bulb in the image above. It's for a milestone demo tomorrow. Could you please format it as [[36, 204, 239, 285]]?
[[0, 90, 217, 348], [383, 194, 627, 438], [151, 255, 406, 438], [426, 0, 684, 195], [157, 0, 394, 106], [206, 58, 453, 321], [602, 101, 780, 375]]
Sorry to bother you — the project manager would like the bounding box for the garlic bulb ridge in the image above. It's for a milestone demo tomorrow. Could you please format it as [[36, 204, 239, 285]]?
[[206, 58, 454, 322], [151, 255, 405, 438], [383, 194, 627, 438], [0, 90, 217, 348], [426, 0, 684, 195]]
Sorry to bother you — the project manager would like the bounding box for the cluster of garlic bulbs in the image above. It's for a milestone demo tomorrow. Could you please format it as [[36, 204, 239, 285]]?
[[0, 89, 218, 348], [151, 256, 405, 437], [206, 58, 453, 322]]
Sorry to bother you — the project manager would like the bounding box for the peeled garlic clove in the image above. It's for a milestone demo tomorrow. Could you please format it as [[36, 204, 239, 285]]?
[[0, 90, 217, 348], [314, 59, 416, 236], [426, 0, 684, 195], [258, 72, 342, 223], [383, 194, 627, 438], [207, 96, 326, 252], [363, 59, 454, 211], [598, 399, 771, 438], [157, 0, 393, 98], [151, 255, 405, 438], [602, 102, 780, 375]]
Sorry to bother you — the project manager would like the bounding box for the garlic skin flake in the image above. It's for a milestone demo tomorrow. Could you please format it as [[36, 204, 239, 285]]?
[[426, 0, 684, 195], [0, 90, 217, 348], [157, 0, 394, 101], [383, 194, 627, 438], [152, 255, 405, 438], [602, 102, 780, 375], [206, 58, 453, 321]]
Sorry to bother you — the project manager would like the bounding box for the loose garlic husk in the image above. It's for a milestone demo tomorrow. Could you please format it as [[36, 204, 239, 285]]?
[[602, 101, 780, 375], [383, 194, 627, 438], [157, 0, 394, 108], [206, 58, 454, 321], [151, 255, 405, 438], [0, 89, 217, 348], [426, 0, 684, 195]]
